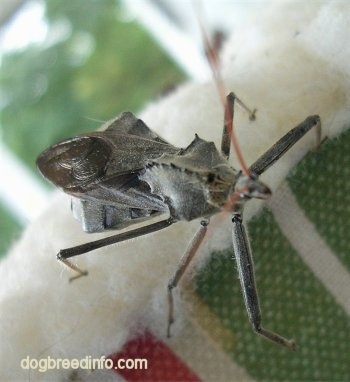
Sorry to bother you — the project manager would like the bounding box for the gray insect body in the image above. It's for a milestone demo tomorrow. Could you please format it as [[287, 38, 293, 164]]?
[[38, 111, 243, 230], [140, 135, 239, 221], [37, 97, 321, 351]]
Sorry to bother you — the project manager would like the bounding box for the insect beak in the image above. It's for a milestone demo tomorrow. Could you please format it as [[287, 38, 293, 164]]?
[[253, 181, 272, 200], [235, 174, 272, 200]]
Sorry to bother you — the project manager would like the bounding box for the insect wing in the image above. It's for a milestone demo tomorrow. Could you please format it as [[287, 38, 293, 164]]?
[[37, 112, 180, 212]]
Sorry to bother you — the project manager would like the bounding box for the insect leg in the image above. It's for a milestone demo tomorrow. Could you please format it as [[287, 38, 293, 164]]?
[[249, 115, 321, 176], [232, 211, 296, 350], [57, 217, 174, 282], [221, 93, 256, 159], [221, 93, 235, 159], [167, 219, 209, 337]]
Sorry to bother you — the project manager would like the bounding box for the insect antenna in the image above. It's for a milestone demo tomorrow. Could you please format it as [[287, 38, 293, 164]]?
[[196, 5, 254, 176]]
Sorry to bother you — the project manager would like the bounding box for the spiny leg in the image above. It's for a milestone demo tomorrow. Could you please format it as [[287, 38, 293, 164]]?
[[249, 115, 321, 176], [57, 217, 174, 282], [167, 219, 209, 337], [232, 211, 296, 350]]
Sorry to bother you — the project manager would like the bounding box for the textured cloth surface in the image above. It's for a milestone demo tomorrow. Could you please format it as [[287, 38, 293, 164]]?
[[193, 128, 350, 381], [1, 2, 350, 381], [100, 129, 350, 382]]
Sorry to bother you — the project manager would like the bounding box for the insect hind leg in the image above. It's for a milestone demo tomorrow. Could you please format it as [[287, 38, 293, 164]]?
[[57, 217, 174, 282], [56, 254, 88, 282]]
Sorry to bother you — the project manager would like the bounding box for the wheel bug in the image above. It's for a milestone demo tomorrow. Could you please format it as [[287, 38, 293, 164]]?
[[37, 90, 320, 350], [36, 4, 323, 351]]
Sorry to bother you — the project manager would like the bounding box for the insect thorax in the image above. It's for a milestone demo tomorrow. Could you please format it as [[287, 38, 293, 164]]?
[[141, 164, 235, 221], [139, 135, 238, 222]]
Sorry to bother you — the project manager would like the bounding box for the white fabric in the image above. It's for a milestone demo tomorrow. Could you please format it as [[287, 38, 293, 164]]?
[[1, 1, 350, 380]]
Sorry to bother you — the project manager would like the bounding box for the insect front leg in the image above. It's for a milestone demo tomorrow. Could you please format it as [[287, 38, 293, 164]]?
[[167, 219, 209, 337], [232, 211, 296, 350], [57, 217, 174, 282], [221, 92, 256, 160], [249, 115, 321, 176]]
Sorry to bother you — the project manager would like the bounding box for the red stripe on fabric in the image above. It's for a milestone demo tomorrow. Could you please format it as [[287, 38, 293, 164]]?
[[109, 331, 200, 381]]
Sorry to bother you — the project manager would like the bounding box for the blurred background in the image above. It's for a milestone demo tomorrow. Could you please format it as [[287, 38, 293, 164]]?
[[1, 0, 247, 257]]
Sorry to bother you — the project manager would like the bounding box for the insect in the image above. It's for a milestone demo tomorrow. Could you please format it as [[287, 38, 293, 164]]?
[[37, 88, 320, 350]]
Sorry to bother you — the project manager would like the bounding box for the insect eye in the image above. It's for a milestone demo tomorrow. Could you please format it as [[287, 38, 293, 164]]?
[[207, 173, 215, 183]]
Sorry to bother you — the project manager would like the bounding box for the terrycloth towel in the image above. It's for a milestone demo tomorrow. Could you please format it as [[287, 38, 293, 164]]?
[[1, 2, 349, 380]]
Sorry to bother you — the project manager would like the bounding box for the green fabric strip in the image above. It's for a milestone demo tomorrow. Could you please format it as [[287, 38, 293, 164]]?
[[288, 128, 350, 271], [195, 209, 350, 381]]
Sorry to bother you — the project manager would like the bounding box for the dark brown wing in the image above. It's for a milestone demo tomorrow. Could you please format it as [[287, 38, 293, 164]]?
[[37, 112, 180, 211]]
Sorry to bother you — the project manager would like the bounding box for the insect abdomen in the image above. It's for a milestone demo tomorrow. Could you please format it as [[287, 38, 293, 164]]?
[[71, 197, 161, 232]]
